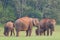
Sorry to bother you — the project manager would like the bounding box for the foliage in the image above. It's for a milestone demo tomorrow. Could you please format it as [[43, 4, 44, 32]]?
[[0, 0, 60, 24]]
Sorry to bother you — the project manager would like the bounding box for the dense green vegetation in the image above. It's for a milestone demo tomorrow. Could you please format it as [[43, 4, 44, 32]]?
[[0, 0, 60, 24], [0, 24, 60, 40]]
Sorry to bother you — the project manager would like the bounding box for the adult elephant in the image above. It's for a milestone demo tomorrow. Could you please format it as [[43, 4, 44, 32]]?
[[15, 16, 39, 37], [45, 19, 56, 36], [4, 21, 15, 36], [35, 18, 56, 36]]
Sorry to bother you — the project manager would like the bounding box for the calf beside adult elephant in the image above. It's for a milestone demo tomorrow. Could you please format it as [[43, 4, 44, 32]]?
[[35, 18, 56, 36], [15, 16, 39, 37], [4, 21, 15, 36]]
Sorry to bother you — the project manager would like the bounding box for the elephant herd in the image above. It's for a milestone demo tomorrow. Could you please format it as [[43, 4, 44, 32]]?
[[4, 16, 56, 37]]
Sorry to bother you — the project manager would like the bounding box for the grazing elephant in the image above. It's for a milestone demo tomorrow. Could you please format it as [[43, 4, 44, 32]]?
[[15, 17, 39, 37], [4, 21, 15, 36], [35, 18, 56, 36]]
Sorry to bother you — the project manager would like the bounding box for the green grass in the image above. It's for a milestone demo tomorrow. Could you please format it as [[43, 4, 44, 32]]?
[[0, 24, 60, 40]]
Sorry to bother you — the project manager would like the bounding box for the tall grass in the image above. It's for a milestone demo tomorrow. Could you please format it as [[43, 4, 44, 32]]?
[[0, 24, 60, 40]]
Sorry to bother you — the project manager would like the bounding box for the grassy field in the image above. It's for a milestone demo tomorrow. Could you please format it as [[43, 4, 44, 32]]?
[[0, 24, 60, 40]]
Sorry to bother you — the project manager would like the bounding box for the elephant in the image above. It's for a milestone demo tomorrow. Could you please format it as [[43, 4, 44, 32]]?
[[15, 16, 39, 37], [35, 18, 56, 36], [4, 21, 15, 36]]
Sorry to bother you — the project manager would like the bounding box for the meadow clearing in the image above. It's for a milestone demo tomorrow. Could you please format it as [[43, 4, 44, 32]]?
[[0, 24, 60, 40]]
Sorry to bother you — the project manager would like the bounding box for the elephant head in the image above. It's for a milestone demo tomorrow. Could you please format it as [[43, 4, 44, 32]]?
[[32, 18, 39, 27]]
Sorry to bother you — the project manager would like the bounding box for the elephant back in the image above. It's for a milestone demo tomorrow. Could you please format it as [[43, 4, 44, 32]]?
[[4, 21, 14, 29]]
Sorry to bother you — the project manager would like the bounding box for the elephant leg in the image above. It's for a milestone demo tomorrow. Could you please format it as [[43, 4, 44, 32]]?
[[26, 30, 28, 36], [44, 30, 45, 36], [6, 29, 9, 36], [29, 29, 32, 36], [7, 31, 9, 36], [47, 28, 49, 36], [50, 29, 53, 36], [40, 32, 42, 36], [36, 29, 39, 35], [10, 30, 12, 36], [16, 31, 19, 37], [12, 29, 15, 36], [10, 29, 15, 36], [40, 29, 42, 36]]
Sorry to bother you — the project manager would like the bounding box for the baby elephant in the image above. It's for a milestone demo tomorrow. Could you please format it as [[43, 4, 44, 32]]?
[[4, 21, 15, 36], [35, 29, 39, 35], [35, 28, 44, 36]]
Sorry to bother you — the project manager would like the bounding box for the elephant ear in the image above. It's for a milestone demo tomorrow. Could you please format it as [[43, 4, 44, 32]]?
[[50, 19, 56, 26], [32, 18, 39, 26]]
